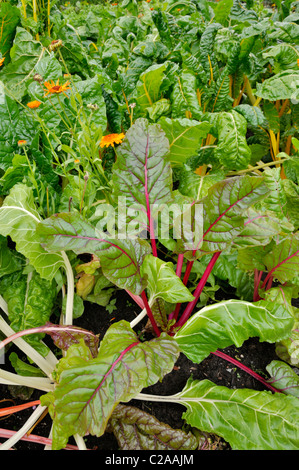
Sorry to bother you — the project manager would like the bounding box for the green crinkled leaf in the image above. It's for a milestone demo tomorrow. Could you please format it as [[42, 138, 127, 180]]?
[[37, 211, 151, 295], [0, 28, 43, 100], [234, 104, 266, 127], [263, 101, 280, 134], [262, 44, 299, 73], [0, 184, 64, 281], [211, 0, 234, 26], [0, 235, 24, 277], [41, 321, 180, 450], [202, 252, 254, 300], [0, 82, 36, 171], [0, 2, 20, 57], [0, 270, 57, 356], [261, 167, 299, 228], [171, 71, 202, 120], [256, 70, 299, 101], [133, 63, 166, 117], [178, 166, 225, 201], [159, 117, 210, 165], [177, 378, 299, 450], [175, 299, 294, 363], [214, 110, 252, 170], [141, 254, 194, 304], [109, 403, 200, 450]]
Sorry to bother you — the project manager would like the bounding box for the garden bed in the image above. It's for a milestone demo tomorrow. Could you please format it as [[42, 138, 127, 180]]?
[[0, 288, 281, 450]]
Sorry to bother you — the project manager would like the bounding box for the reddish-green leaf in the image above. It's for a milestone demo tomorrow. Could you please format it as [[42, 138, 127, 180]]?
[[40, 321, 180, 449], [37, 212, 151, 294]]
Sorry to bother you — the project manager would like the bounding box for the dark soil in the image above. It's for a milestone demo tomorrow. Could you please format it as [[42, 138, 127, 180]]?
[[0, 288, 283, 451]]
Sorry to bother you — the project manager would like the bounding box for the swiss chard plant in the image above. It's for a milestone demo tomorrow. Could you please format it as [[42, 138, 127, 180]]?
[[0, 0, 299, 451]]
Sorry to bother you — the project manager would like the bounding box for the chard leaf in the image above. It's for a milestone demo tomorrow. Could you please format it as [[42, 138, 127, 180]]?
[[37, 211, 151, 295], [171, 71, 202, 120], [214, 110, 252, 170], [176, 378, 299, 450], [112, 118, 172, 237], [199, 175, 269, 257], [175, 299, 294, 363], [43, 322, 99, 358], [0, 83, 36, 170], [0, 235, 24, 277], [109, 404, 200, 450], [0, 184, 64, 281], [261, 168, 299, 229], [0, 270, 57, 356], [0, 28, 43, 100], [140, 254, 194, 304], [256, 70, 299, 101], [159, 117, 210, 165], [134, 63, 166, 116], [0, 2, 20, 57], [233, 207, 290, 248], [178, 166, 225, 200], [41, 321, 180, 450], [234, 104, 266, 127], [263, 233, 299, 283], [266, 360, 299, 398], [211, 0, 233, 26], [276, 326, 299, 367]]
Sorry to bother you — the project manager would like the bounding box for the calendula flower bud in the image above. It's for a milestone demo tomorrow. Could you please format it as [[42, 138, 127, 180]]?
[[87, 103, 99, 111], [18, 140, 28, 147], [49, 39, 63, 52], [33, 73, 43, 83]]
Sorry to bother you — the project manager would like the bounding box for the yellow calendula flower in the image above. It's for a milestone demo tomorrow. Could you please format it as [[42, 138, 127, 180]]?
[[0, 57, 5, 67], [44, 79, 71, 97], [27, 100, 42, 109], [100, 133, 125, 148]]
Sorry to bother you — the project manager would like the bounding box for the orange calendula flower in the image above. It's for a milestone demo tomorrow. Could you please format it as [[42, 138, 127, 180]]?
[[27, 100, 42, 109], [44, 79, 71, 97], [74, 159, 80, 164], [297, 58, 299, 67], [0, 57, 5, 66], [18, 140, 27, 147], [100, 133, 125, 148]]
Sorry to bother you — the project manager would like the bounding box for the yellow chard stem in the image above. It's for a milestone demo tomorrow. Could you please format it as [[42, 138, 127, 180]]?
[[20, 0, 27, 19], [48, 0, 51, 36], [269, 129, 279, 159], [32, 0, 39, 40], [244, 75, 256, 106]]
